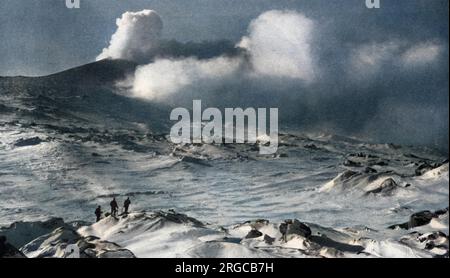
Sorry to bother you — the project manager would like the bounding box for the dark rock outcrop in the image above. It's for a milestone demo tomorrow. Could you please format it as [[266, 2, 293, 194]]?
[[388, 209, 446, 230], [263, 234, 275, 245], [155, 210, 204, 227], [180, 156, 212, 167], [343, 159, 362, 167], [364, 167, 378, 174], [13, 137, 44, 147], [409, 211, 438, 228], [280, 219, 312, 239], [415, 161, 447, 176], [304, 144, 319, 150], [245, 229, 263, 239], [339, 170, 361, 181], [415, 163, 435, 176], [435, 207, 449, 216], [365, 178, 399, 196]]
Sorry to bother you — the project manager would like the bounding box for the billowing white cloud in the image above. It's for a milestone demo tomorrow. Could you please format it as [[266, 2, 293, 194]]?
[[401, 42, 442, 67], [97, 10, 163, 62], [131, 56, 242, 100], [349, 40, 443, 82], [239, 10, 316, 82], [99, 9, 447, 149], [120, 10, 318, 101]]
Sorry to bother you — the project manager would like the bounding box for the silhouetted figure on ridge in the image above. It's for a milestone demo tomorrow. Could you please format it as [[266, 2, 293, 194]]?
[[110, 198, 118, 217], [123, 197, 131, 214], [95, 205, 102, 222], [279, 222, 288, 242]]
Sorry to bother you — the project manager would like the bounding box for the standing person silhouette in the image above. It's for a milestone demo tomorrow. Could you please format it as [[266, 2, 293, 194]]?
[[123, 197, 131, 214], [110, 198, 118, 217], [95, 205, 102, 222]]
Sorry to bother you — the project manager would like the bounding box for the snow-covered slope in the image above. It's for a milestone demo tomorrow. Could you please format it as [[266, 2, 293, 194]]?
[[1, 208, 447, 258], [0, 60, 448, 258]]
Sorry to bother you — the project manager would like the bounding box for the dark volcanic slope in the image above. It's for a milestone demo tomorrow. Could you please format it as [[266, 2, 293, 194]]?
[[43, 59, 138, 86], [0, 59, 171, 133]]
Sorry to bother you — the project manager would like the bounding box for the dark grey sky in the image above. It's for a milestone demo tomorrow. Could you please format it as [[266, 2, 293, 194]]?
[[0, 0, 448, 76]]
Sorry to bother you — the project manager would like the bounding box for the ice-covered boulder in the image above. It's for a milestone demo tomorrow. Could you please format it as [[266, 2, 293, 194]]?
[[0, 217, 67, 248], [389, 208, 448, 230], [20, 226, 135, 258], [364, 178, 399, 196], [77, 211, 222, 258], [281, 219, 312, 239]]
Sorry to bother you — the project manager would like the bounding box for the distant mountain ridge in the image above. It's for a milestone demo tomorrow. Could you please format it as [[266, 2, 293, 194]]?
[[0, 59, 170, 133], [42, 59, 138, 86], [1, 59, 137, 86]]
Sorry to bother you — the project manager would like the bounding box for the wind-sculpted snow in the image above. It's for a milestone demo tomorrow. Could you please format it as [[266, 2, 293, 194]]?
[[1, 210, 447, 258], [0, 60, 448, 258]]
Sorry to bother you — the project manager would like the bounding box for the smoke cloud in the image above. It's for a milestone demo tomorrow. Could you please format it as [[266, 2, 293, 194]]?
[[117, 10, 318, 101], [131, 56, 242, 100], [238, 10, 316, 82], [349, 40, 443, 82], [97, 10, 163, 62], [99, 9, 448, 152]]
